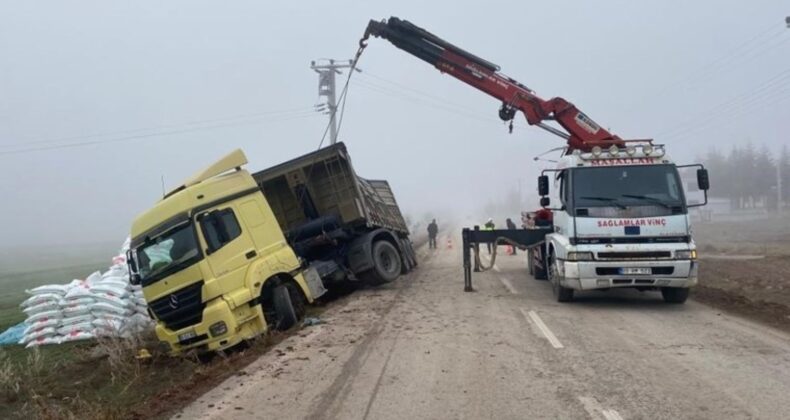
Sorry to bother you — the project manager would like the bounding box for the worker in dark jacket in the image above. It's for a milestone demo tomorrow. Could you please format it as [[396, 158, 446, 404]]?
[[427, 219, 438, 249], [506, 218, 517, 255]]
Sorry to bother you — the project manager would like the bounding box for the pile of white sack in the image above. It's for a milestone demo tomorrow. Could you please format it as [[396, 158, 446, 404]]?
[[18, 238, 155, 348]]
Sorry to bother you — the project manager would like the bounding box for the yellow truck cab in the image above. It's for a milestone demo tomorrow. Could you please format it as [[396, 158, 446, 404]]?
[[128, 150, 323, 355], [129, 144, 413, 356]]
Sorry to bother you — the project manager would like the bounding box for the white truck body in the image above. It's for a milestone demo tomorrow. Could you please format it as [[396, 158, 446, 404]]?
[[537, 144, 706, 302]]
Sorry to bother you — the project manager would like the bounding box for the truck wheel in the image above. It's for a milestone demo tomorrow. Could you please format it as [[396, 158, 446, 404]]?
[[405, 241, 418, 268], [532, 250, 548, 280], [364, 240, 402, 285], [273, 285, 298, 330], [661, 287, 689, 304], [401, 252, 413, 274], [549, 253, 573, 302], [527, 249, 534, 275]]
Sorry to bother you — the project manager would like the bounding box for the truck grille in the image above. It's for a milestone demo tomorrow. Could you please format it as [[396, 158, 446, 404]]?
[[597, 251, 671, 260], [149, 281, 205, 331]]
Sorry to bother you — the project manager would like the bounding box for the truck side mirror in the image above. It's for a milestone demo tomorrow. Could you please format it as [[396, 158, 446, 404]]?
[[129, 273, 141, 286], [540, 196, 551, 207], [538, 175, 549, 196], [697, 168, 710, 191], [127, 250, 141, 286]]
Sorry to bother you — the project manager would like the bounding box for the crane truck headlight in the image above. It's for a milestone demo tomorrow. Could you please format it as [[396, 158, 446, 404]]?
[[566, 252, 594, 261], [625, 146, 637, 156], [591, 146, 602, 157], [653, 146, 665, 157], [642, 145, 654, 155], [608, 145, 619, 156], [675, 249, 697, 260]]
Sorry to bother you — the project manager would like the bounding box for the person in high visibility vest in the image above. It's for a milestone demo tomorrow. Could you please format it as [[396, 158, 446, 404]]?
[[484, 218, 495, 254]]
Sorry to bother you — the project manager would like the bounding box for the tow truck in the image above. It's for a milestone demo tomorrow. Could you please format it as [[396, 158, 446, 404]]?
[[360, 17, 710, 303]]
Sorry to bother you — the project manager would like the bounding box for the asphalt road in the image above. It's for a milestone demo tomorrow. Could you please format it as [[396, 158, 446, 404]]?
[[175, 233, 790, 420]]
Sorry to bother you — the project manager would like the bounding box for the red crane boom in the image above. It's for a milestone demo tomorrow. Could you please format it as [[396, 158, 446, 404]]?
[[360, 17, 625, 152]]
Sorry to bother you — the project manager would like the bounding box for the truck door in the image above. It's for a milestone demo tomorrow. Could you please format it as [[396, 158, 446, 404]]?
[[197, 205, 256, 292]]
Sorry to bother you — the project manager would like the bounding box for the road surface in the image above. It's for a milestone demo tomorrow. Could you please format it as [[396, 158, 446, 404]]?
[[175, 232, 790, 420]]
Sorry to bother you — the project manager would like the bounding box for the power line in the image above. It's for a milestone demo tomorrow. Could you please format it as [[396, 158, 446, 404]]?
[[0, 112, 320, 156], [662, 88, 790, 142], [630, 21, 786, 109], [656, 67, 790, 139], [0, 106, 316, 150]]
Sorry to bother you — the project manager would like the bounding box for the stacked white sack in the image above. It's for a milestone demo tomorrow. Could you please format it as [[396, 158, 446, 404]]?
[[19, 237, 155, 347]]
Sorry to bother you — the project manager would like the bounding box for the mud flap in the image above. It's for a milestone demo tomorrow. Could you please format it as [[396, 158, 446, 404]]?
[[303, 266, 328, 300]]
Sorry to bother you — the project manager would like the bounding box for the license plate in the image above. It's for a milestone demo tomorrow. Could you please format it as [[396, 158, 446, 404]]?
[[178, 331, 197, 342], [620, 267, 651, 275]]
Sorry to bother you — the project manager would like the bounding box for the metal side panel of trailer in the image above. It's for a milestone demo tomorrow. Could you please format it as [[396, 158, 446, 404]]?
[[251, 142, 409, 236]]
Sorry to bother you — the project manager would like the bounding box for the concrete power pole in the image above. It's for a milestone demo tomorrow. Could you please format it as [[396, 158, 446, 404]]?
[[311, 59, 355, 144], [781, 18, 789, 212]]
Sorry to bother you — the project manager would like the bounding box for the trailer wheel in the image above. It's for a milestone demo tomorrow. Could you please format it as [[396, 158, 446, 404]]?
[[405, 240, 418, 268], [363, 240, 402, 285], [661, 287, 689, 304], [272, 285, 298, 330], [549, 253, 573, 302]]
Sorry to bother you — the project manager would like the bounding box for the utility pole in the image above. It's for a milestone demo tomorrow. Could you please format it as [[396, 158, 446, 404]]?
[[311, 59, 355, 144], [782, 18, 789, 211], [778, 161, 783, 212]]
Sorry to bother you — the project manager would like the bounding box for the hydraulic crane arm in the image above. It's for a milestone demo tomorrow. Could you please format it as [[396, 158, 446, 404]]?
[[360, 17, 624, 151]]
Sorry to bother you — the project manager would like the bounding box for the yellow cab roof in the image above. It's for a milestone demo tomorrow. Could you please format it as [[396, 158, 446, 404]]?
[[130, 149, 258, 242]]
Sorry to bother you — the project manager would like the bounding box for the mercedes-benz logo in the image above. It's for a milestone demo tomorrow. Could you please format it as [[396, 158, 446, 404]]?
[[169, 294, 179, 309]]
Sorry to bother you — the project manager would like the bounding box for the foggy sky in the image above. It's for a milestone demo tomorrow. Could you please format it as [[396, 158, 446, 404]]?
[[1, 0, 788, 247]]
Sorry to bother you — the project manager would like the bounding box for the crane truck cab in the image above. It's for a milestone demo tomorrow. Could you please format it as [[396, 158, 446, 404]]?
[[531, 143, 710, 304]]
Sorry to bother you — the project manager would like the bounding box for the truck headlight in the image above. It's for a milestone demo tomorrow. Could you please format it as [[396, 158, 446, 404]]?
[[566, 252, 594, 261], [675, 249, 697, 260], [209, 321, 228, 337]]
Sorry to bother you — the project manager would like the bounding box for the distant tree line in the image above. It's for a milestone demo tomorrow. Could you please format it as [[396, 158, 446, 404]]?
[[701, 144, 790, 210]]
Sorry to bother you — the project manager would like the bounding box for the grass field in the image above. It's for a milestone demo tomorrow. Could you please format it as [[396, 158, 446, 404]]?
[[0, 241, 332, 419], [0, 243, 114, 331]]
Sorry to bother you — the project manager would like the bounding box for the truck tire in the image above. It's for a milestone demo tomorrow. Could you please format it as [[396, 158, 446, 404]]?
[[532, 249, 548, 280], [363, 240, 402, 285], [527, 249, 534, 275], [661, 287, 689, 304], [273, 285, 298, 330], [549, 253, 573, 302], [405, 240, 418, 268]]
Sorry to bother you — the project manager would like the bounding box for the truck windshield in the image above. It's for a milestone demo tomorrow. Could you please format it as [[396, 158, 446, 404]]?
[[132, 222, 201, 286], [572, 165, 685, 210]]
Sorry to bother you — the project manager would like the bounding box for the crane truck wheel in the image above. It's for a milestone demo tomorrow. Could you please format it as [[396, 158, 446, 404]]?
[[272, 285, 298, 330], [532, 249, 548, 280], [363, 240, 402, 285], [661, 287, 690, 304], [549, 253, 573, 302]]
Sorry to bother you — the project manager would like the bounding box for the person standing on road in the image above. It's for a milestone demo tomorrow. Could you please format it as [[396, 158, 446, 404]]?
[[506, 218, 517, 255], [484, 218, 495, 254], [427, 219, 438, 249]]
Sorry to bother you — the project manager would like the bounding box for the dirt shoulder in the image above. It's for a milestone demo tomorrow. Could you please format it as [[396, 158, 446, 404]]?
[[693, 214, 790, 333]]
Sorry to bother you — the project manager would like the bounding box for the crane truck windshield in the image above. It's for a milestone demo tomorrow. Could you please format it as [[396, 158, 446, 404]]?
[[129, 221, 201, 287], [572, 165, 685, 214]]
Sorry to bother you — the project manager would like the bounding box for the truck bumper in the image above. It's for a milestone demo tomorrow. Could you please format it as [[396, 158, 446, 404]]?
[[558, 260, 698, 291], [156, 296, 263, 356]]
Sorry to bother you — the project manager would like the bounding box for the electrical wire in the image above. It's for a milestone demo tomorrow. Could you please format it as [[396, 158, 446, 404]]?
[[0, 106, 317, 150], [656, 67, 790, 139], [0, 111, 320, 156], [630, 21, 786, 109]]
